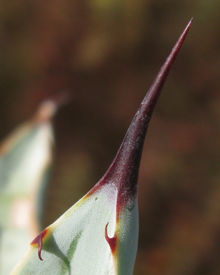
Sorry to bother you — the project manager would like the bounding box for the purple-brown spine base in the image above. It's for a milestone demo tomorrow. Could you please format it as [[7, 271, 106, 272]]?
[[105, 222, 117, 254], [88, 19, 193, 213]]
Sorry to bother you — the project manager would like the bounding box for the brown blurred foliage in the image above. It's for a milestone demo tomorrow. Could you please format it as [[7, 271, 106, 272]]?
[[1, 1, 220, 274]]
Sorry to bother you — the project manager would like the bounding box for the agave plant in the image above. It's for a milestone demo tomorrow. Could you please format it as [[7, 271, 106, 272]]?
[[9, 19, 192, 275]]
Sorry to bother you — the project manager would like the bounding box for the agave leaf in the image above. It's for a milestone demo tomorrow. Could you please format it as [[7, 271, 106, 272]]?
[[0, 100, 57, 275], [10, 19, 192, 275]]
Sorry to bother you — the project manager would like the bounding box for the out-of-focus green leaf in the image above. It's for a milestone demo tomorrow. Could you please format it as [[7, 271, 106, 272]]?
[[0, 100, 56, 275], [10, 20, 192, 275]]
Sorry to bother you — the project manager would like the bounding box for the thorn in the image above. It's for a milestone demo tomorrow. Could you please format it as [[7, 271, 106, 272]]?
[[105, 223, 117, 253], [101, 19, 193, 202], [31, 229, 48, 261], [34, 90, 72, 123]]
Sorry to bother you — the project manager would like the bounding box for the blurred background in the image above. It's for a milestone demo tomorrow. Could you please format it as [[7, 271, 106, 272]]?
[[0, 1, 220, 274]]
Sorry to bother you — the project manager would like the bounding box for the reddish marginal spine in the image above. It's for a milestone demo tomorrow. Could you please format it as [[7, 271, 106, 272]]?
[[105, 223, 117, 254], [31, 229, 48, 261]]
